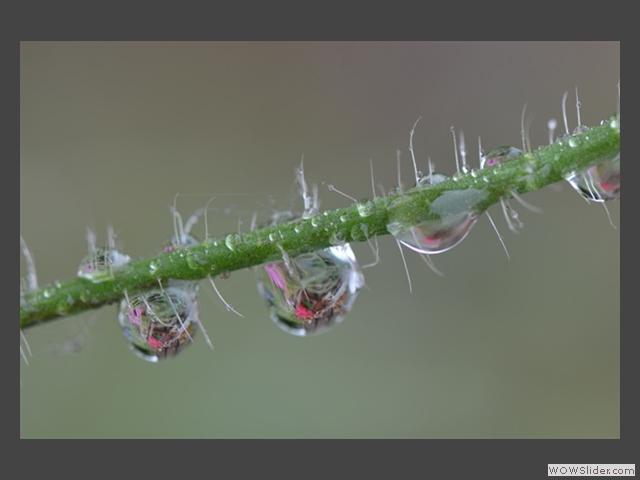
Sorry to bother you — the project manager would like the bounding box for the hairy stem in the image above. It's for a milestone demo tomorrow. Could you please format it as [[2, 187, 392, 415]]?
[[20, 114, 620, 330]]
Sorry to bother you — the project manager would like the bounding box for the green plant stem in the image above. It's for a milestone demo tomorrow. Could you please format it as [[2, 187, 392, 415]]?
[[20, 115, 620, 330]]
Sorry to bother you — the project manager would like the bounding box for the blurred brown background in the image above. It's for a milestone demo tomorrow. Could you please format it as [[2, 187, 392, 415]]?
[[20, 42, 619, 438]]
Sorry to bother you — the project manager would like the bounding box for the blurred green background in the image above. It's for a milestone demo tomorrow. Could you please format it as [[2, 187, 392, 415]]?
[[20, 42, 620, 438]]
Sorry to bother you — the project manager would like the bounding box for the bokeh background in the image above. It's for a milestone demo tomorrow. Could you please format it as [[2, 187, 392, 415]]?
[[20, 42, 620, 438]]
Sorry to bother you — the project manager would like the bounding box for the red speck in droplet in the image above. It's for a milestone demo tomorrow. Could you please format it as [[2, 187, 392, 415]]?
[[294, 304, 314, 320]]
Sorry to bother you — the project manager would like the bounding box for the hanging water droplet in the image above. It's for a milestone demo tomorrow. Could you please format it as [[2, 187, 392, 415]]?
[[565, 153, 620, 202], [480, 146, 523, 169], [118, 286, 200, 362], [255, 244, 364, 337], [387, 189, 486, 255]]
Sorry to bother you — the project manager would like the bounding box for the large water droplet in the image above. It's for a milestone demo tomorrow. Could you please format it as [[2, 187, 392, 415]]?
[[118, 286, 200, 362], [565, 153, 620, 202], [255, 244, 364, 337], [388, 213, 478, 255], [387, 189, 486, 254]]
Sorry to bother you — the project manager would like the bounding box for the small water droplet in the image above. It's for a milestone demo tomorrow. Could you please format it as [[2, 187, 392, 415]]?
[[357, 199, 375, 218], [568, 137, 581, 148], [350, 224, 368, 242], [339, 215, 348, 223], [610, 118, 619, 131], [225, 233, 241, 251], [480, 146, 523, 169], [42, 286, 54, 298], [149, 262, 158, 274], [77, 247, 131, 283], [330, 230, 347, 245], [311, 216, 321, 227]]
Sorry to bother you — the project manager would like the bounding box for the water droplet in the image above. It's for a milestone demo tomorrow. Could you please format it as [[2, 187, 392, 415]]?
[[389, 214, 478, 255], [161, 233, 199, 254], [568, 137, 581, 148], [339, 215, 348, 223], [330, 230, 347, 245], [480, 146, 523, 169], [42, 286, 54, 298], [356, 199, 375, 218], [311, 216, 321, 227], [610, 118, 619, 131], [387, 189, 486, 254], [268, 233, 277, 242], [350, 224, 368, 242], [118, 286, 200, 362], [572, 125, 589, 135], [149, 262, 159, 274], [418, 172, 448, 186], [77, 248, 131, 283], [225, 233, 241, 251], [255, 244, 364, 337], [565, 153, 620, 202]]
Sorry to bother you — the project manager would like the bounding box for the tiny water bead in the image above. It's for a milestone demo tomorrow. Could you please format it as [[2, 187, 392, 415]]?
[[255, 244, 365, 336], [118, 286, 200, 362]]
